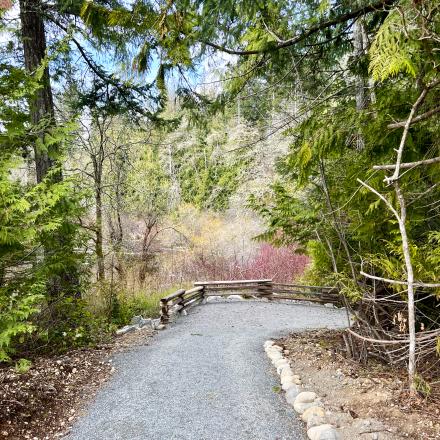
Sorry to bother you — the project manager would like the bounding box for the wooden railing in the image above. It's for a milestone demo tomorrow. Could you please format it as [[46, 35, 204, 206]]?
[[159, 279, 340, 325]]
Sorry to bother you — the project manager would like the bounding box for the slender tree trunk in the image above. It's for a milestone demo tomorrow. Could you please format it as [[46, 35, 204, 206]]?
[[395, 182, 417, 394], [95, 179, 105, 281], [19, 0, 58, 183], [353, 20, 371, 151], [19, 0, 81, 301]]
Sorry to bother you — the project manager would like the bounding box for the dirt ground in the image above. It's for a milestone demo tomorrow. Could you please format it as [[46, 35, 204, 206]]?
[[0, 327, 154, 440], [279, 330, 440, 440]]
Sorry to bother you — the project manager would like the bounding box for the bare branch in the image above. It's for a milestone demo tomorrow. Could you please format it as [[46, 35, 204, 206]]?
[[387, 105, 440, 129], [373, 156, 440, 170], [356, 178, 399, 218], [347, 328, 440, 345], [360, 270, 440, 288]]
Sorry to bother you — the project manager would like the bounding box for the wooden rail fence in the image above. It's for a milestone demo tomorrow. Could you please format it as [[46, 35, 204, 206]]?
[[159, 279, 340, 325]]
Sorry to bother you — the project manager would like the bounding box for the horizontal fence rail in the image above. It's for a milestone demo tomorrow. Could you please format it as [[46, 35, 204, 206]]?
[[159, 279, 341, 325]]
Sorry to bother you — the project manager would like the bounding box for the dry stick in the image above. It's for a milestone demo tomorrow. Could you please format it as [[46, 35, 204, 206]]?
[[387, 105, 440, 129], [359, 270, 440, 288], [373, 156, 440, 171], [347, 328, 440, 345]]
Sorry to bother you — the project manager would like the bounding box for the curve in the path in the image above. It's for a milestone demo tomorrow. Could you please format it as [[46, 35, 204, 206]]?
[[67, 300, 348, 440]]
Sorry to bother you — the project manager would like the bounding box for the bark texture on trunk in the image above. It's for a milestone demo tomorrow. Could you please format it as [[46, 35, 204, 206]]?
[[19, 0, 79, 300], [19, 0, 57, 182]]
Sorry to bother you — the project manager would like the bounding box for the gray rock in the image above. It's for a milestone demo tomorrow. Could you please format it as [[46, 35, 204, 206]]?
[[294, 400, 319, 414], [115, 325, 137, 336], [138, 318, 152, 328], [307, 414, 328, 430], [295, 391, 317, 404], [151, 318, 161, 329], [227, 295, 243, 301], [307, 424, 340, 440], [206, 296, 222, 303], [285, 385, 301, 405], [353, 419, 386, 434], [130, 315, 143, 325], [302, 406, 326, 423], [324, 303, 334, 308]]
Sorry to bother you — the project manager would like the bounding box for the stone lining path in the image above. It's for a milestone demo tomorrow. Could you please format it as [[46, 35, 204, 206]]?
[[67, 300, 348, 440]]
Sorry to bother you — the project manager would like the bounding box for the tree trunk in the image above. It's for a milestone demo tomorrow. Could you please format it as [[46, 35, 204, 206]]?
[[395, 182, 417, 394], [19, 0, 78, 300], [95, 180, 105, 281], [353, 20, 370, 151], [19, 0, 58, 183]]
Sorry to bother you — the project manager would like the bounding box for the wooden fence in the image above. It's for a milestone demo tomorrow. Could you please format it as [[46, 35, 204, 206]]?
[[159, 279, 340, 325]]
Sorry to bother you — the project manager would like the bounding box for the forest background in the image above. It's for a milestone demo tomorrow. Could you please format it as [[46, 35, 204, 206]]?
[[0, 0, 439, 394]]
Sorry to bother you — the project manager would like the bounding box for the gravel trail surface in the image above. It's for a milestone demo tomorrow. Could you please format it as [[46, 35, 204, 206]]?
[[67, 300, 348, 440]]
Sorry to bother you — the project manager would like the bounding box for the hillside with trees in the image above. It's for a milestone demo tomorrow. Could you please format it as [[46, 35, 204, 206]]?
[[0, 0, 439, 432]]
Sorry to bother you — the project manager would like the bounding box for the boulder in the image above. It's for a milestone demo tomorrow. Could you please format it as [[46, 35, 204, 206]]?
[[302, 406, 326, 422], [116, 325, 137, 336], [307, 424, 340, 440], [274, 358, 289, 367], [206, 296, 222, 303], [130, 315, 143, 325], [282, 380, 298, 391], [294, 401, 319, 414], [138, 317, 152, 328], [295, 391, 317, 404], [307, 414, 328, 430], [280, 367, 294, 381], [264, 340, 274, 348], [227, 295, 243, 301], [268, 352, 283, 362], [285, 385, 301, 405], [293, 392, 320, 414], [276, 363, 290, 375]]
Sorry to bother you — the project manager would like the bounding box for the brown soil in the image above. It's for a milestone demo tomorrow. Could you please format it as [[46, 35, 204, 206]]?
[[279, 330, 440, 440], [0, 327, 154, 440]]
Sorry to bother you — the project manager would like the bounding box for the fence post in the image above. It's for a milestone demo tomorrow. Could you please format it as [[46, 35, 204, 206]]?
[[257, 280, 273, 300], [160, 298, 169, 325]]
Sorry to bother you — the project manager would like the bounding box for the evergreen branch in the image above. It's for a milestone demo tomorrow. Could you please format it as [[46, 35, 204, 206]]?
[[202, 0, 395, 56], [48, 17, 156, 120], [384, 79, 440, 184]]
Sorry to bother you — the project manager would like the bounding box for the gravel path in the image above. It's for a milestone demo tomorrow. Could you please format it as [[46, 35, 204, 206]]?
[[67, 300, 348, 440]]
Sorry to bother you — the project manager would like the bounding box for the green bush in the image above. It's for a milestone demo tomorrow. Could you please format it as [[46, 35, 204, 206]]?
[[44, 297, 115, 350], [110, 290, 164, 327]]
